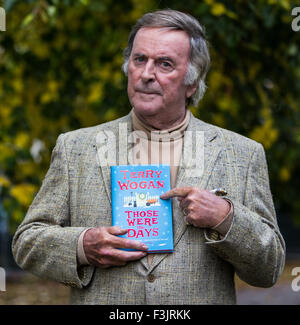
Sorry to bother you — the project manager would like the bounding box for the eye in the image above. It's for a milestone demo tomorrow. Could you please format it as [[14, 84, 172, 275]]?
[[134, 56, 146, 64], [161, 61, 171, 67], [159, 60, 173, 71]]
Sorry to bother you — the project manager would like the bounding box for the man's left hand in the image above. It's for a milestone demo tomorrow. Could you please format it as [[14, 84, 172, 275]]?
[[160, 187, 230, 228]]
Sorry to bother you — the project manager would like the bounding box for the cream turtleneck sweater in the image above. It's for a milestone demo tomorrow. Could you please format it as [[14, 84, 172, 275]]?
[[131, 108, 190, 189]]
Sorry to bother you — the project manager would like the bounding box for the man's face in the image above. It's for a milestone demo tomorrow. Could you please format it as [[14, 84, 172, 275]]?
[[127, 27, 196, 127]]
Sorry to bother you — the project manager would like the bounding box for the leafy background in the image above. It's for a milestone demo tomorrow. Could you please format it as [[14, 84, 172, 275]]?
[[0, 0, 299, 251]]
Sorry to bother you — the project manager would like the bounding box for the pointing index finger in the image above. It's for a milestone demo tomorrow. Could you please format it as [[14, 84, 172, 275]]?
[[160, 187, 194, 200]]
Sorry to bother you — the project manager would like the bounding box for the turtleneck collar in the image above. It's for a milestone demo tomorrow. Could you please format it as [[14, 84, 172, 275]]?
[[131, 108, 191, 142]]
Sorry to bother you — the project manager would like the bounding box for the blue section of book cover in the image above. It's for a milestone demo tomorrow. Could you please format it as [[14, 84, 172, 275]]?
[[111, 164, 173, 253]]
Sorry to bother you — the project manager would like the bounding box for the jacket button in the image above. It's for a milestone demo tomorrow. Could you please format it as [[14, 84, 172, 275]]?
[[147, 274, 155, 282]]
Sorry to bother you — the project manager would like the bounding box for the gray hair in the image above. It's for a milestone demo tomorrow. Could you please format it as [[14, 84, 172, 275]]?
[[122, 9, 210, 106]]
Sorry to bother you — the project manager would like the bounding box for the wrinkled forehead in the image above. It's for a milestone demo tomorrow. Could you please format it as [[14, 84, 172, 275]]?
[[132, 27, 191, 58]]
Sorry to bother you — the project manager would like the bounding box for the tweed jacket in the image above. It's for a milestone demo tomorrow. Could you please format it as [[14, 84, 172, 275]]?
[[12, 112, 286, 305]]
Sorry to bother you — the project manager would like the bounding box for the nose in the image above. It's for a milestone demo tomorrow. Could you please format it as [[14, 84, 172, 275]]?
[[141, 60, 155, 83]]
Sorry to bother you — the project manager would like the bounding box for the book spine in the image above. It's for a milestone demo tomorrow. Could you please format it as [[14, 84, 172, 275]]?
[[110, 166, 116, 227]]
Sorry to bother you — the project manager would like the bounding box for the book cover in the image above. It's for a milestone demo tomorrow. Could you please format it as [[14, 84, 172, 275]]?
[[110, 164, 173, 253]]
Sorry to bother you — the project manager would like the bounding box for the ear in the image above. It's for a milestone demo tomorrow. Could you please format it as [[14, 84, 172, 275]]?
[[186, 82, 197, 99]]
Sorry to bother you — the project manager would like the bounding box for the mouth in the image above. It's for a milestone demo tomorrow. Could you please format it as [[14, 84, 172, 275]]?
[[136, 89, 161, 96]]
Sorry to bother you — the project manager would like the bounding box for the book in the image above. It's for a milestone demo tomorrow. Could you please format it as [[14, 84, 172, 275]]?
[[110, 164, 174, 253]]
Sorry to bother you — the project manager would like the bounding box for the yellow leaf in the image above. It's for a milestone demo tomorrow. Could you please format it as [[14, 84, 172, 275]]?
[[279, 0, 291, 10], [0, 144, 14, 162], [87, 83, 103, 104], [250, 122, 278, 149], [41, 81, 60, 104], [211, 3, 226, 16], [17, 162, 37, 179], [10, 184, 37, 207], [12, 208, 25, 224], [15, 132, 30, 149], [12, 78, 23, 93], [279, 167, 290, 182], [104, 108, 119, 122], [0, 175, 11, 187], [0, 105, 12, 125]]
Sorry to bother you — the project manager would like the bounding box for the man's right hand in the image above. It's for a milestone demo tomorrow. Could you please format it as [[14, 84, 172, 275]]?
[[83, 226, 148, 269]]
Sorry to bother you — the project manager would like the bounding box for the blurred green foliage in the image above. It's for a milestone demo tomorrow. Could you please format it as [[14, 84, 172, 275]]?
[[0, 0, 299, 232]]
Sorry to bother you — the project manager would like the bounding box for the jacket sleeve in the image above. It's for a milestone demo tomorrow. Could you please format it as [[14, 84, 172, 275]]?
[[11, 134, 94, 289], [204, 143, 286, 287]]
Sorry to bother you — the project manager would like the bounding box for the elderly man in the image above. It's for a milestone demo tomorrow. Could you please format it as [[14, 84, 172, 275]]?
[[12, 9, 285, 305]]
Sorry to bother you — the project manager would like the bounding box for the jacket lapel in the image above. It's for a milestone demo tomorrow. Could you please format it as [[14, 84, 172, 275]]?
[[149, 114, 223, 272], [95, 114, 133, 205]]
